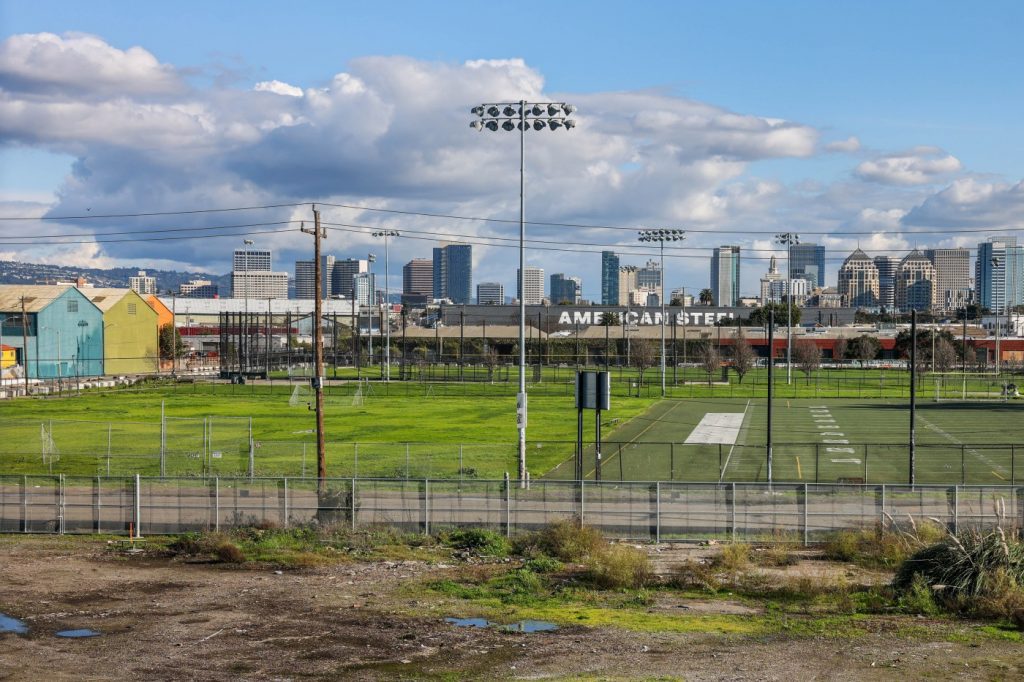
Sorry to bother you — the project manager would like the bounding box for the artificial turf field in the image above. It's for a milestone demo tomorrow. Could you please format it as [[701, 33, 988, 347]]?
[[561, 397, 1024, 485]]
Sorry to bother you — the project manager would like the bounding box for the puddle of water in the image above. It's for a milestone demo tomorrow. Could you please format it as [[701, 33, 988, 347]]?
[[502, 620, 559, 633], [55, 629, 102, 638], [446, 617, 558, 633], [0, 613, 28, 635], [445, 617, 490, 628]]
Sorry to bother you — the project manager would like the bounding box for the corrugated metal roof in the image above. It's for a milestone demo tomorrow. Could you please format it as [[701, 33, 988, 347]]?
[[0, 284, 77, 312], [82, 287, 135, 312]]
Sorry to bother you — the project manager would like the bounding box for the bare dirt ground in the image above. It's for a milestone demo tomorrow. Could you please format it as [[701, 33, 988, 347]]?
[[2, 537, 1023, 681]]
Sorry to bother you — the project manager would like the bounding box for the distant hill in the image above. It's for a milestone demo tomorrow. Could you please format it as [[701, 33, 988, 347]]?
[[0, 260, 231, 294]]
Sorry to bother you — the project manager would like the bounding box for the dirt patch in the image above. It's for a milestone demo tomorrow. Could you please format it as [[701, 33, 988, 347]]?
[[0, 537, 1022, 680]]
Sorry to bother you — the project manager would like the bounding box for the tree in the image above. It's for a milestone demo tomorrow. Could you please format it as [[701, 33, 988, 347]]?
[[933, 337, 957, 372], [159, 323, 186, 360], [793, 339, 821, 384], [699, 288, 714, 306], [630, 339, 656, 396], [599, 311, 621, 326], [731, 327, 755, 383], [853, 334, 880, 365], [832, 336, 848, 364], [483, 347, 500, 383], [748, 302, 801, 327], [699, 343, 721, 386]]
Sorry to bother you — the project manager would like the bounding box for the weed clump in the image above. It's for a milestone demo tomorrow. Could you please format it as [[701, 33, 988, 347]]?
[[586, 544, 654, 590], [713, 543, 751, 573], [513, 519, 605, 562], [215, 540, 246, 564], [441, 528, 510, 557]]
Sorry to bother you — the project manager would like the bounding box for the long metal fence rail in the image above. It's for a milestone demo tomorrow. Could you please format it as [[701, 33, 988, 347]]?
[[2, 475, 1021, 543]]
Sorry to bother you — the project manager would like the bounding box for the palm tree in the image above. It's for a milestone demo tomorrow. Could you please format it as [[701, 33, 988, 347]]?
[[699, 288, 714, 306]]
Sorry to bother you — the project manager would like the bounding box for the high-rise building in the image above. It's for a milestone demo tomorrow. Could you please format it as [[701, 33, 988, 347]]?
[[790, 243, 826, 288], [838, 249, 879, 308], [129, 270, 156, 295], [601, 251, 620, 305], [710, 246, 741, 307], [873, 256, 899, 310], [617, 266, 638, 306], [352, 272, 376, 307], [233, 248, 272, 271], [637, 259, 663, 302], [518, 266, 545, 305], [925, 247, 972, 312], [432, 243, 472, 304], [896, 249, 937, 311], [294, 255, 335, 299], [178, 279, 218, 298], [230, 271, 289, 299], [977, 237, 1024, 314], [476, 282, 505, 305], [331, 258, 368, 300], [550, 273, 582, 304], [402, 258, 433, 300], [759, 255, 784, 304]]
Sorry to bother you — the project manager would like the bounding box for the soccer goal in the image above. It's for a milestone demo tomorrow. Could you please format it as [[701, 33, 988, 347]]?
[[40, 422, 59, 468], [289, 383, 312, 407], [932, 372, 1015, 402]]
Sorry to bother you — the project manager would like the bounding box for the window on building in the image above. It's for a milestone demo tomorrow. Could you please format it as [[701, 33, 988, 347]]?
[[128, 303, 137, 315], [67, 300, 78, 313]]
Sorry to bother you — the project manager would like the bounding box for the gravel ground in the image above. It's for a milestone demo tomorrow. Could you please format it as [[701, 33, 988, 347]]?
[[1, 537, 1022, 681]]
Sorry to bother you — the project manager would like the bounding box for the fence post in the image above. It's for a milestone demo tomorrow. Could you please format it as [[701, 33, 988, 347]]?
[[248, 417, 255, 479], [802, 482, 808, 547], [815, 444, 820, 484], [214, 477, 220, 533], [351, 478, 357, 531], [423, 479, 430, 536], [504, 472, 511, 538], [459, 444, 464, 483], [1013, 445, 1016, 485], [58, 473, 65, 535], [880, 484, 886, 528], [961, 445, 966, 485], [354, 443, 359, 479], [95, 476, 101, 534], [670, 443, 675, 480], [133, 473, 141, 538], [22, 474, 28, 533], [953, 485, 959, 535], [580, 479, 585, 526], [730, 482, 737, 542], [406, 443, 410, 479], [282, 478, 289, 528], [655, 481, 661, 544]]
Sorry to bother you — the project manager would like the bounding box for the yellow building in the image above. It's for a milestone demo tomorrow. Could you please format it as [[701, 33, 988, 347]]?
[[85, 288, 160, 375], [1, 344, 16, 369]]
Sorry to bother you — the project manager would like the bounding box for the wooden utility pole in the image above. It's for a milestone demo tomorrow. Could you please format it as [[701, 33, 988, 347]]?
[[301, 207, 328, 494]]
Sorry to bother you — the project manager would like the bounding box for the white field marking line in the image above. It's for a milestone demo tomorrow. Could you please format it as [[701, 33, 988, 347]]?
[[719, 399, 752, 482], [583, 399, 685, 480], [810, 405, 855, 455], [684, 413, 746, 444], [917, 413, 1008, 476]]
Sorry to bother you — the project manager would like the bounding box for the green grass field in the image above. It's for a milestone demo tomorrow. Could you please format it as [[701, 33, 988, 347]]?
[[0, 381, 656, 479]]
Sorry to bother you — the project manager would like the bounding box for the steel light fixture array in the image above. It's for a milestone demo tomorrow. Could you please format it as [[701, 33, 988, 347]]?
[[637, 229, 685, 398]]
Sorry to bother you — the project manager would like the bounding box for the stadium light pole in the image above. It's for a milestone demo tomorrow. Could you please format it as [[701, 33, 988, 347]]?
[[470, 99, 576, 485], [638, 229, 685, 397], [367, 253, 376, 369], [372, 230, 400, 382], [775, 233, 800, 384]]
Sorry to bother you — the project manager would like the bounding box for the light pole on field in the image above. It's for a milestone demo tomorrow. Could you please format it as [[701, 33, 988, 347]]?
[[372, 230, 400, 382], [638, 229, 685, 397], [775, 233, 800, 384], [470, 99, 577, 485]]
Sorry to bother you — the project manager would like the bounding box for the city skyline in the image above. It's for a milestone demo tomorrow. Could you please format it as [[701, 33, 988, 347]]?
[[2, 4, 1023, 304]]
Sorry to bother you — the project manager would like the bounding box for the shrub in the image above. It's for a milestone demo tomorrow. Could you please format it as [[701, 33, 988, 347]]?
[[514, 519, 605, 562], [523, 555, 563, 573], [669, 560, 720, 593], [587, 544, 655, 590], [898, 574, 941, 616], [491, 568, 546, 605], [754, 545, 799, 567], [216, 540, 246, 564], [442, 528, 510, 557], [714, 543, 751, 572]]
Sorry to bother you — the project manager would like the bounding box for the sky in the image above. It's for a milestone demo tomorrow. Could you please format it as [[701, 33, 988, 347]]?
[[1, 0, 1023, 300]]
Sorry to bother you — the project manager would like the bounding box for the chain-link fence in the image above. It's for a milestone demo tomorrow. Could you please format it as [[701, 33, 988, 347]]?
[[3, 475, 1021, 542]]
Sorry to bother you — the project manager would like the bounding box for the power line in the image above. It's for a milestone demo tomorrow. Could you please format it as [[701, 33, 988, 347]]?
[[0, 226, 300, 246], [0, 203, 306, 221], [0, 220, 299, 242]]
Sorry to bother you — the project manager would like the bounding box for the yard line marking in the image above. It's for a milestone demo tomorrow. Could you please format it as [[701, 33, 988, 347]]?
[[917, 414, 1009, 477], [583, 399, 685, 480], [796, 456, 802, 480], [719, 399, 751, 482]]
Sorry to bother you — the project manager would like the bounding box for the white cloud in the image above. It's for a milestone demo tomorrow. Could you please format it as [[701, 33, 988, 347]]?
[[254, 80, 304, 97], [903, 178, 1024, 228], [855, 146, 962, 185], [825, 136, 861, 153], [0, 32, 182, 97]]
